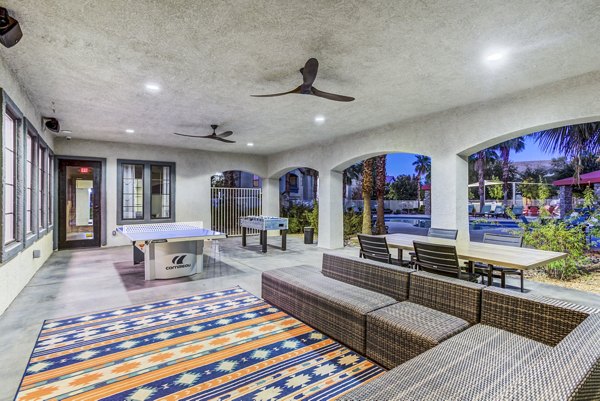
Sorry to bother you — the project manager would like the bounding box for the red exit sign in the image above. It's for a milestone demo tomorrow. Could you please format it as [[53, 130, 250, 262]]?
[[80, 167, 90, 173]]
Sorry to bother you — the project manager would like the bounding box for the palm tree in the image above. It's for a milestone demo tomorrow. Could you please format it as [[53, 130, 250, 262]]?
[[412, 155, 431, 208], [469, 149, 498, 210], [298, 168, 319, 206], [223, 171, 237, 188], [375, 155, 387, 234], [496, 138, 525, 205], [361, 158, 374, 234], [343, 162, 363, 203], [533, 122, 600, 183]]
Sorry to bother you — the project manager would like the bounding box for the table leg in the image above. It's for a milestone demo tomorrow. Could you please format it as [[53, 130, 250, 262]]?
[[487, 264, 493, 286], [242, 227, 247, 247], [259, 230, 263, 246], [144, 241, 155, 281], [281, 229, 287, 251], [196, 240, 204, 274], [261, 230, 267, 253]]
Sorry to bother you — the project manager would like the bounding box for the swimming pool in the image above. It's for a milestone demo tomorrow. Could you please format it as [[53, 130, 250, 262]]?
[[383, 215, 521, 230]]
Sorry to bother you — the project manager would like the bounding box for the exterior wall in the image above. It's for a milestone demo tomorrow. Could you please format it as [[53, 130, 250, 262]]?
[[267, 71, 600, 248], [0, 58, 55, 315], [54, 139, 267, 247]]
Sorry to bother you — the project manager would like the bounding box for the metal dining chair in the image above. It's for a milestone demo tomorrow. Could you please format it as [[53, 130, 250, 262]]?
[[408, 227, 458, 267], [357, 234, 402, 265], [470, 233, 525, 292], [413, 241, 476, 281]]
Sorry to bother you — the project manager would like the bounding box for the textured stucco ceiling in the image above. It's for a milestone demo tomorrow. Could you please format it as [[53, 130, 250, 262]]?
[[1, 0, 600, 155]]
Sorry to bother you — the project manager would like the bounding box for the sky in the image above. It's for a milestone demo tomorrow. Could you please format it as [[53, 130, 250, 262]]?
[[385, 133, 561, 177]]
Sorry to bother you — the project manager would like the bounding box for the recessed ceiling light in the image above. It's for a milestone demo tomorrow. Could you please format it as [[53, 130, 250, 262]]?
[[485, 52, 505, 62], [145, 83, 161, 92], [247, 142, 254, 147], [314, 115, 326, 124], [125, 129, 135, 133]]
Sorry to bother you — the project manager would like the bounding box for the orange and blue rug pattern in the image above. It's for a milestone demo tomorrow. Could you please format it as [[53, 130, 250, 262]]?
[[15, 287, 384, 400]]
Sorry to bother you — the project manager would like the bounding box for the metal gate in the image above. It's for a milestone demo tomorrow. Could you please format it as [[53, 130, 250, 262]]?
[[211, 187, 262, 236]]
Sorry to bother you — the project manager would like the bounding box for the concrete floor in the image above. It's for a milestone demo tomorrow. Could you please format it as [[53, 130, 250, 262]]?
[[1, 236, 599, 400]]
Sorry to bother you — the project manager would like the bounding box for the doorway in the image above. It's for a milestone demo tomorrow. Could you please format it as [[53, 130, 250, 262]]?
[[58, 159, 102, 249]]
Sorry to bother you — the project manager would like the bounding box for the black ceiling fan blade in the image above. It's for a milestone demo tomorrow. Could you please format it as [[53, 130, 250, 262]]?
[[217, 131, 233, 138], [311, 87, 355, 102], [215, 137, 236, 143], [173, 132, 214, 138], [251, 86, 302, 98], [301, 58, 319, 87]]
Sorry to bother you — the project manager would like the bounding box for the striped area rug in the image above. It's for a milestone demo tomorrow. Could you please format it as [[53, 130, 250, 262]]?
[[15, 287, 384, 400]]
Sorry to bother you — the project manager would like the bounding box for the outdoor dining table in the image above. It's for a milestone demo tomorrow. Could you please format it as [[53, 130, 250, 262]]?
[[384, 233, 567, 279]]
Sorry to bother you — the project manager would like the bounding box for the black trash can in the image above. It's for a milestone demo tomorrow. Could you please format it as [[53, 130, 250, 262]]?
[[304, 227, 314, 244]]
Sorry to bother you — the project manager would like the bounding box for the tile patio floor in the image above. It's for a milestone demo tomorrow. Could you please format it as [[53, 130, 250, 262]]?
[[1, 236, 599, 400]]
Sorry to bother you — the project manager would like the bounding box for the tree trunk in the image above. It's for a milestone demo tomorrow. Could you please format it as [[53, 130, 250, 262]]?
[[416, 174, 421, 206], [501, 146, 510, 206], [361, 158, 374, 234], [477, 151, 486, 210], [375, 155, 386, 234], [342, 171, 347, 205]]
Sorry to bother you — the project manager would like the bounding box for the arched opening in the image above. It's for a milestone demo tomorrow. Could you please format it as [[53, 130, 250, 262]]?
[[278, 168, 319, 237], [210, 170, 262, 236], [463, 120, 600, 291], [339, 152, 431, 243]]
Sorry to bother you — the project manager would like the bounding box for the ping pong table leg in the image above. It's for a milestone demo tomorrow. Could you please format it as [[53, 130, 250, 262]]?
[[281, 229, 287, 251], [261, 230, 267, 253], [242, 227, 247, 247], [144, 241, 156, 281], [196, 240, 205, 273]]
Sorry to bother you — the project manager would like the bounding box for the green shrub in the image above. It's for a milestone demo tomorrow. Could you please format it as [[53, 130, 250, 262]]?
[[508, 209, 589, 280], [343, 209, 362, 241], [281, 202, 318, 234]]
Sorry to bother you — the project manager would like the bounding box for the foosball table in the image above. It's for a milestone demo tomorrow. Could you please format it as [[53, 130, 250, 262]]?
[[240, 216, 289, 253]]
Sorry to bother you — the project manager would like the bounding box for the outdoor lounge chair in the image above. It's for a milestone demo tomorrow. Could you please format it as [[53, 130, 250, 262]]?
[[493, 205, 505, 218], [468, 204, 475, 215], [358, 234, 402, 265], [469, 233, 525, 292], [475, 204, 492, 217], [413, 241, 476, 281], [511, 205, 523, 217]]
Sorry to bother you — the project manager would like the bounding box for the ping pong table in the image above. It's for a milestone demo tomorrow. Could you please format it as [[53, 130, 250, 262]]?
[[116, 221, 227, 280]]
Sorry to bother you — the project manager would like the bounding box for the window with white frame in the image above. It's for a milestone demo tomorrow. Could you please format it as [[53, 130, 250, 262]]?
[[3, 111, 17, 244], [118, 160, 175, 224], [25, 132, 35, 234]]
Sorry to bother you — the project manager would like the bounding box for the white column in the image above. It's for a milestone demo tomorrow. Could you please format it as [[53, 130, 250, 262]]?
[[430, 153, 470, 242], [318, 169, 344, 249], [262, 178, 280, 217], [262, 178, 280, 236]]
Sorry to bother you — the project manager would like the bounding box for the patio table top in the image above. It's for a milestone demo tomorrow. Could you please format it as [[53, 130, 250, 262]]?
[[385, 233, 567, 270]]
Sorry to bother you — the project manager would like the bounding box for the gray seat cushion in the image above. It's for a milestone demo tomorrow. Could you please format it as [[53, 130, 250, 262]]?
[[366, 301, 470, 368], [262, 266, 397, 353], [341, 324, 551, 401]]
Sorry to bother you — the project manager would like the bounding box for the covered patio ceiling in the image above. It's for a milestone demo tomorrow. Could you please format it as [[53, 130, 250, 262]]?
[[1, 1, 600, 154]]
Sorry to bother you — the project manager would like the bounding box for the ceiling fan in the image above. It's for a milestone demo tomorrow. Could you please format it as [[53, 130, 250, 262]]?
[[252, 58, 355, 102], [173, 124, 235, 143]]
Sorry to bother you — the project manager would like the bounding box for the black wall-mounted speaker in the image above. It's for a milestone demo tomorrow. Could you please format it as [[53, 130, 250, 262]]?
[[44, 117, 60, 133], [0, 8, 22, 48]]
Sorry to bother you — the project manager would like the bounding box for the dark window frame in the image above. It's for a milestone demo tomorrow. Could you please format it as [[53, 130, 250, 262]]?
[[1, 93, 24, 261], [116, 159, 176, 225]]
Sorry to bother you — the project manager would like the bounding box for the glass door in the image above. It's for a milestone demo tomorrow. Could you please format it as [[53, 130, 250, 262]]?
[[58, 159, 102, 249]]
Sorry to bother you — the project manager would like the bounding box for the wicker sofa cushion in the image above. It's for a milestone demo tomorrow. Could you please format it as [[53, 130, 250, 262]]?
[[322, 253, 412, 301], [366, 302, 470, 369], [340, 324, 551, 401], [409, 271, 484, 324], [262, 266, 397, 353]]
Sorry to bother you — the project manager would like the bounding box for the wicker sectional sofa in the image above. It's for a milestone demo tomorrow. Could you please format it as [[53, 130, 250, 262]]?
[[261, 253, 600, 400]]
